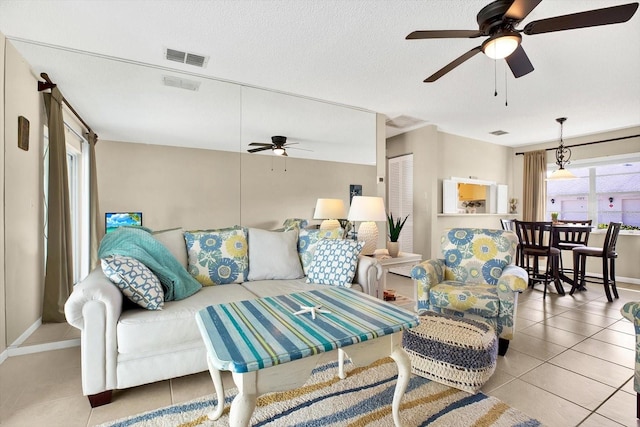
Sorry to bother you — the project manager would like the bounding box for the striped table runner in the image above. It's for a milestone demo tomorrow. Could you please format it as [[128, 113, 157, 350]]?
[[195, 287, 418, 373]]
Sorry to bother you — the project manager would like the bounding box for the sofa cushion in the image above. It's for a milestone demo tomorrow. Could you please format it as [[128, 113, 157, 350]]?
[[297, 228, 344, 275], [117, 284, 256, 355], [430, 281, 500, 318], [247, 228, 304, 281], [184, 227, 249, 286], [306, 239, 363, 287], [101, 255, 164, 310], [152, 228, 187, 269]]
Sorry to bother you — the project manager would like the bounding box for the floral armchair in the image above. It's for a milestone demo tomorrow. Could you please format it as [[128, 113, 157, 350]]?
[[621, 302, 640, 418], [411, 228, 528, 355]]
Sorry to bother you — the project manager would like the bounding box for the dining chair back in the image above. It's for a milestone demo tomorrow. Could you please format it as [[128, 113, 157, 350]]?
[[514, 221, 562, 298], [500, 219, 515, 231], [571, 222, 622, 302], [553, 220, 592, 277]]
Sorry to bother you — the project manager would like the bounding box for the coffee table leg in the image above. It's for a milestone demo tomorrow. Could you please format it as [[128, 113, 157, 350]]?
[[338, 348, 347, 379], [206, 355, 225, 420], [390, 345, 411, 427], [229, 371, 257, 427]]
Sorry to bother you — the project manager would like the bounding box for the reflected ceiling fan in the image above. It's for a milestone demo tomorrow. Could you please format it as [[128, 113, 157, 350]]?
[[247, 135, 311, 157], [407, 0, 639, 82]]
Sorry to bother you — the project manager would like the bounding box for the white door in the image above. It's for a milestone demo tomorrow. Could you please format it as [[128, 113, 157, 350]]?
[[388, 154, 414, 254]]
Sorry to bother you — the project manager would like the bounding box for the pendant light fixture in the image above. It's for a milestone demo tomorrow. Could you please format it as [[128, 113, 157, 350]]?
[[547, 117, 577, 180]]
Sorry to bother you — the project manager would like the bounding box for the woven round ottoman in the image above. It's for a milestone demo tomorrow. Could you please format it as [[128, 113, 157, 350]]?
[[402, 311, 498, 393]]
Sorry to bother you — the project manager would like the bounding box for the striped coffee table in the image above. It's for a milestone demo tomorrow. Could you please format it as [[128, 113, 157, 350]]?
[[195, 286, 418, 427]]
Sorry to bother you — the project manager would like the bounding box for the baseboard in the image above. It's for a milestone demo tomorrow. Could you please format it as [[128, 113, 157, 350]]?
[[9, 317, 42, 348], [7, 339, 80, 357]]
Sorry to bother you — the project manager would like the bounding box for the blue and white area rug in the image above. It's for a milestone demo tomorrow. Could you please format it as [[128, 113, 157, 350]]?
[[100, 358, 541, 427]]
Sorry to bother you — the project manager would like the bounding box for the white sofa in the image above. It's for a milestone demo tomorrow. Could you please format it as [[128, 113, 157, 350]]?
[[64, 226, 382, 407]]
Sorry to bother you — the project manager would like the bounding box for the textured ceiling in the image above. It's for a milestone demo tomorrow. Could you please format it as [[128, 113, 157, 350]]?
[[1, 0, 639, 164]]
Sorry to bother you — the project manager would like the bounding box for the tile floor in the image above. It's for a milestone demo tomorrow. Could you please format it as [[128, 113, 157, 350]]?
[[1, 275, 638, 426]]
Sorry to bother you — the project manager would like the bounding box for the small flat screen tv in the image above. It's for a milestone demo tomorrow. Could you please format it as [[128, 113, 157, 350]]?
[[105, 212, 143, 233]]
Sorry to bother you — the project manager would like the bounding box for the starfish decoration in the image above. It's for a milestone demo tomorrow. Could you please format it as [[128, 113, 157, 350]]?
[[293, 305, 331, 320]]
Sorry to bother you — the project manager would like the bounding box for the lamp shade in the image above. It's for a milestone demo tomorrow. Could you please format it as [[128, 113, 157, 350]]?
[[313, 198, 346, 220], [347, 196, 386, 222], [547, 167, 577, 180], [482, 32, 521, 59], [348, 196, 386, 256]]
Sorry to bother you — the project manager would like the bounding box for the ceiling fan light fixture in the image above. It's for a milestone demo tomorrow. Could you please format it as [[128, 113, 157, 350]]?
[[482, 32, 521, 59], [273, 147, 285, 156]]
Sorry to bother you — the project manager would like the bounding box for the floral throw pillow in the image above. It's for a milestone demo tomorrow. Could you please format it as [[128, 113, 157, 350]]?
[[101, 255, 164, 310], [306, 239, 363, 287], [297, 228, 344, 275], [184, 227, 249, 286], [282, 218, 309, 231]]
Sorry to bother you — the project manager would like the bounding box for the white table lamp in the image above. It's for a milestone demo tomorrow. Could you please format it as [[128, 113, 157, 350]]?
[[347, 196, 386, 256], [313, 198, 346, 230]]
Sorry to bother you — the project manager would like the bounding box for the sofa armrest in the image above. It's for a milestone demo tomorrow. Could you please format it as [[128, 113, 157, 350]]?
[[64, 268, 122, 396], [411, 259, 445, 313], [622, 302, 640, 324], [497, 265, 529, 293], [353, 255, 382, 297], [411, 259, 445, 287]]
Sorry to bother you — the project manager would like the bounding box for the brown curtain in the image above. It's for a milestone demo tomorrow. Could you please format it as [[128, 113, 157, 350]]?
[[522, 150, 547, 221], [88, 131, 100, 270], [42, 87, 73, 322]]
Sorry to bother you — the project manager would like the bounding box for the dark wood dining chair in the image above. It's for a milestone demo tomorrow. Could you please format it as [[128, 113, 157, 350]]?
[[571, 222, 622, 302], [514, 221, 562, 298], [553, 219, 592, 279], [500, 219, 519, 264]]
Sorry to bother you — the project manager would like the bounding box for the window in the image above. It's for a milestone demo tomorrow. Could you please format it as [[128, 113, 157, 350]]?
[[546, 154, 640, 230], [43, 124, 90, 284]]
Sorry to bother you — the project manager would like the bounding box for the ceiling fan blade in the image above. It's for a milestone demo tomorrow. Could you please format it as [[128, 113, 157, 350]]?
[[249, 142, 273, 147], [424, 46, 482, 82], [283, 142, 298, 146], [288, 146, 313, 152], [504, 0, 542, 21], [505, 45, 534, 78], [406, 30, 482, 39], [523, 3, 639, 35], [248, 146, 271, 153]]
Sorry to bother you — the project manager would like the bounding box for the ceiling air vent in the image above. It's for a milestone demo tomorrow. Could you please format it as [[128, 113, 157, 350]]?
[[489, 130, 509, 136], [163, 76, 201, 91], [164, 48, 209, 68], [385, 115, 426, 129]]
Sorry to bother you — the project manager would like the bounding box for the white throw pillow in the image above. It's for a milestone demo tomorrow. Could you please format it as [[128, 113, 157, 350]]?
[[248, 228, 304, 281], [152, 228, 187, 269], [306, 239, 364, 287]]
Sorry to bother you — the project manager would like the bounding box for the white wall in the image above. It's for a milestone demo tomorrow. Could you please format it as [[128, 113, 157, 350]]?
[[1, 33, 6, 357], [96, 140, 376, 233], [387, 126, 513, 260], [2, 39, 45, 347]]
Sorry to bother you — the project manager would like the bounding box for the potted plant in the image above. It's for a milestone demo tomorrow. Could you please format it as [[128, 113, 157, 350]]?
[[387, 213, 409, 257], [551, 212, 559, 224]]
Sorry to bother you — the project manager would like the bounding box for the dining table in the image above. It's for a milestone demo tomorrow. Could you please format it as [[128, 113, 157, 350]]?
[[550, 223, 593, 292]]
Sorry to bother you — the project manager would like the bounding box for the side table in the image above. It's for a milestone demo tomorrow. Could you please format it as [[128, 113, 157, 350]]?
[[374, 251, 422, 299]]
